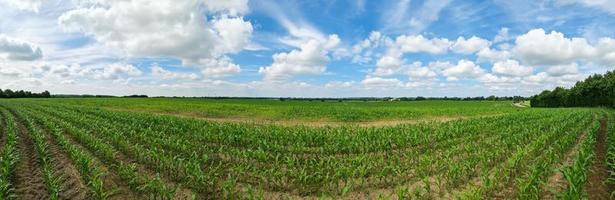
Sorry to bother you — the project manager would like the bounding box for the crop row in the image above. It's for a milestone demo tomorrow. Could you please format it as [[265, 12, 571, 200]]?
[[0, 100, 606, 199]]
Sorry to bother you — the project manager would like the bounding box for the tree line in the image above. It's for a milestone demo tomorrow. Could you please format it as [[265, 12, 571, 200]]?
[[0, 89, 51, 98], [530, 70, 615, 108]]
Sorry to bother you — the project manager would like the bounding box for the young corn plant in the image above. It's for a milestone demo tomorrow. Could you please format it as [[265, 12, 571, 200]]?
[[0, 109, 19, 199]]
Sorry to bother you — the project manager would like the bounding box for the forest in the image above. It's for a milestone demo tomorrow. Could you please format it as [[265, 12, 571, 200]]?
[[531, 71, 615, 108], [0, 89, 51, 98]]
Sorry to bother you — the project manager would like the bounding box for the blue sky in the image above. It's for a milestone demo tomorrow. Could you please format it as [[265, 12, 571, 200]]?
[[0, 0, 614, 97]]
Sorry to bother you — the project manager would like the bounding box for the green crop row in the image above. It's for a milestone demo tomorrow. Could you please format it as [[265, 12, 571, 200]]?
[[0, 99, 608, 199], [0, 108, 19, 199]]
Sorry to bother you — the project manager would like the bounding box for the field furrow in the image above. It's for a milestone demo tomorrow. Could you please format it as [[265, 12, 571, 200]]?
[[10, 112, 49, 199], [586, 116, 610, 199], [0, 99, 610, 199]]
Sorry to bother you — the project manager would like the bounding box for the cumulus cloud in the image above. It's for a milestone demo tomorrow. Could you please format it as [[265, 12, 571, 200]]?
[[451, 36, 491, 54], [512, 28, 615, 67], [361, 76, 403, 88], [324, 81, 355, 89], [151, 64, 199, 80], [58, 0, 252, 77], [93, 63, 143, 80], [394, 35, 452, 54], [442, 60, 485, 81], [202, 0, 249, 16], [514, 29, 595, 65], [545, 63, 579, 76], [259, 35, 340, 81], [351, 31, 389, 64], [477, 47, 511, 63], [199, 57, 241, 77], [491, 59, 533, 77], [407, 65, 438, 79], [373, 54, 403, 76], [0, 35, 43, 61]]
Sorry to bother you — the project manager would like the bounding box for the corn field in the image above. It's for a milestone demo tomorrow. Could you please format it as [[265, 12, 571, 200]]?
[[0, 99, 612, 199]]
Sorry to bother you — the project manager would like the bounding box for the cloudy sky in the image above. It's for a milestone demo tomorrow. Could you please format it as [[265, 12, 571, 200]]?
[[0, 0, 614, 97]]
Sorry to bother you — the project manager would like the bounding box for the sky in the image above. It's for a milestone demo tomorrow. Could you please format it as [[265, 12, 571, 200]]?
[[0, 0, 614, 97]]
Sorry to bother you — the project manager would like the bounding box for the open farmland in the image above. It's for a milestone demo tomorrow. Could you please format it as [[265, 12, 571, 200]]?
[[0, 99, 613, 199]]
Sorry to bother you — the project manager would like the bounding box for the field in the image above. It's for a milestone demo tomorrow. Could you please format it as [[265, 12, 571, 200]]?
[[0, 98, 613, 199]]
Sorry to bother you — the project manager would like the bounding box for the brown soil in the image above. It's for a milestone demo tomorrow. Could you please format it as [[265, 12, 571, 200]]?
[[23, 106, 195, 199], [108, 107, 504, 127], [45, 131, 89, 200], [542, 127, 590, 198], [12, 119, 49, 199], [63, 125, 194, 199], [59, 129, 140, 200], [585, 116, 611, 200]]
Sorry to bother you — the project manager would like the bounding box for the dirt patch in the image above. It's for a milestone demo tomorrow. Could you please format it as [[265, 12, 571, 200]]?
[[12, 118, 49, 199], [108, 107, 504, 127], [585, 116, 612, 199], [45, 131, 89, 200], [542, 129, 589, 198]]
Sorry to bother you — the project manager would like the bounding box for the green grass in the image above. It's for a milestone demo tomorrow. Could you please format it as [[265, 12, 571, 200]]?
[[15, 98, 521, 122]]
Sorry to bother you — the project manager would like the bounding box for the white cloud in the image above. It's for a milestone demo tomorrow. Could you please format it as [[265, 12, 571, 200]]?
[[324, 81, 355, 89], [351, 31, 388, 64], [491, 59, 533, 77], [451, 36, 491, 54], [58, 0, 252, 77], [477, 47, 511, 63], [199, 58, 241, 77], [513, 28, 595, 65], [596, 37, 615, 65], [407, 65, 438, 79], [151, 64, 199, 81], [1, 0, 42, 12], [259, 35, 340, 81], [494, 27, 511, 43], [545, 63, 579, 76], [512, 28, 615, 67], [442, 60, 485, 81], [93, 63, 143, 80], [202, 0, 249, 16], [361, 76, 403, 88], [373, 54, 403, 76], [395, 35, 452, 54], [0, 35, 43, 61]]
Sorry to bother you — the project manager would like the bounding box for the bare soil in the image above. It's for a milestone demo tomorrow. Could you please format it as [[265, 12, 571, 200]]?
[[541, 127, 590, 198], [13, 119, 49, 199], [46, 131, 89, 200], [585, 116, 612, 200], [59, 129, 140, 200], [109, 107, 504, 127]]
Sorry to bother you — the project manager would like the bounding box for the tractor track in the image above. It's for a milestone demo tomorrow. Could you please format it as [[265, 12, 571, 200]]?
[[12, 116, 49, 199], [586, 116, 612, 199]]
